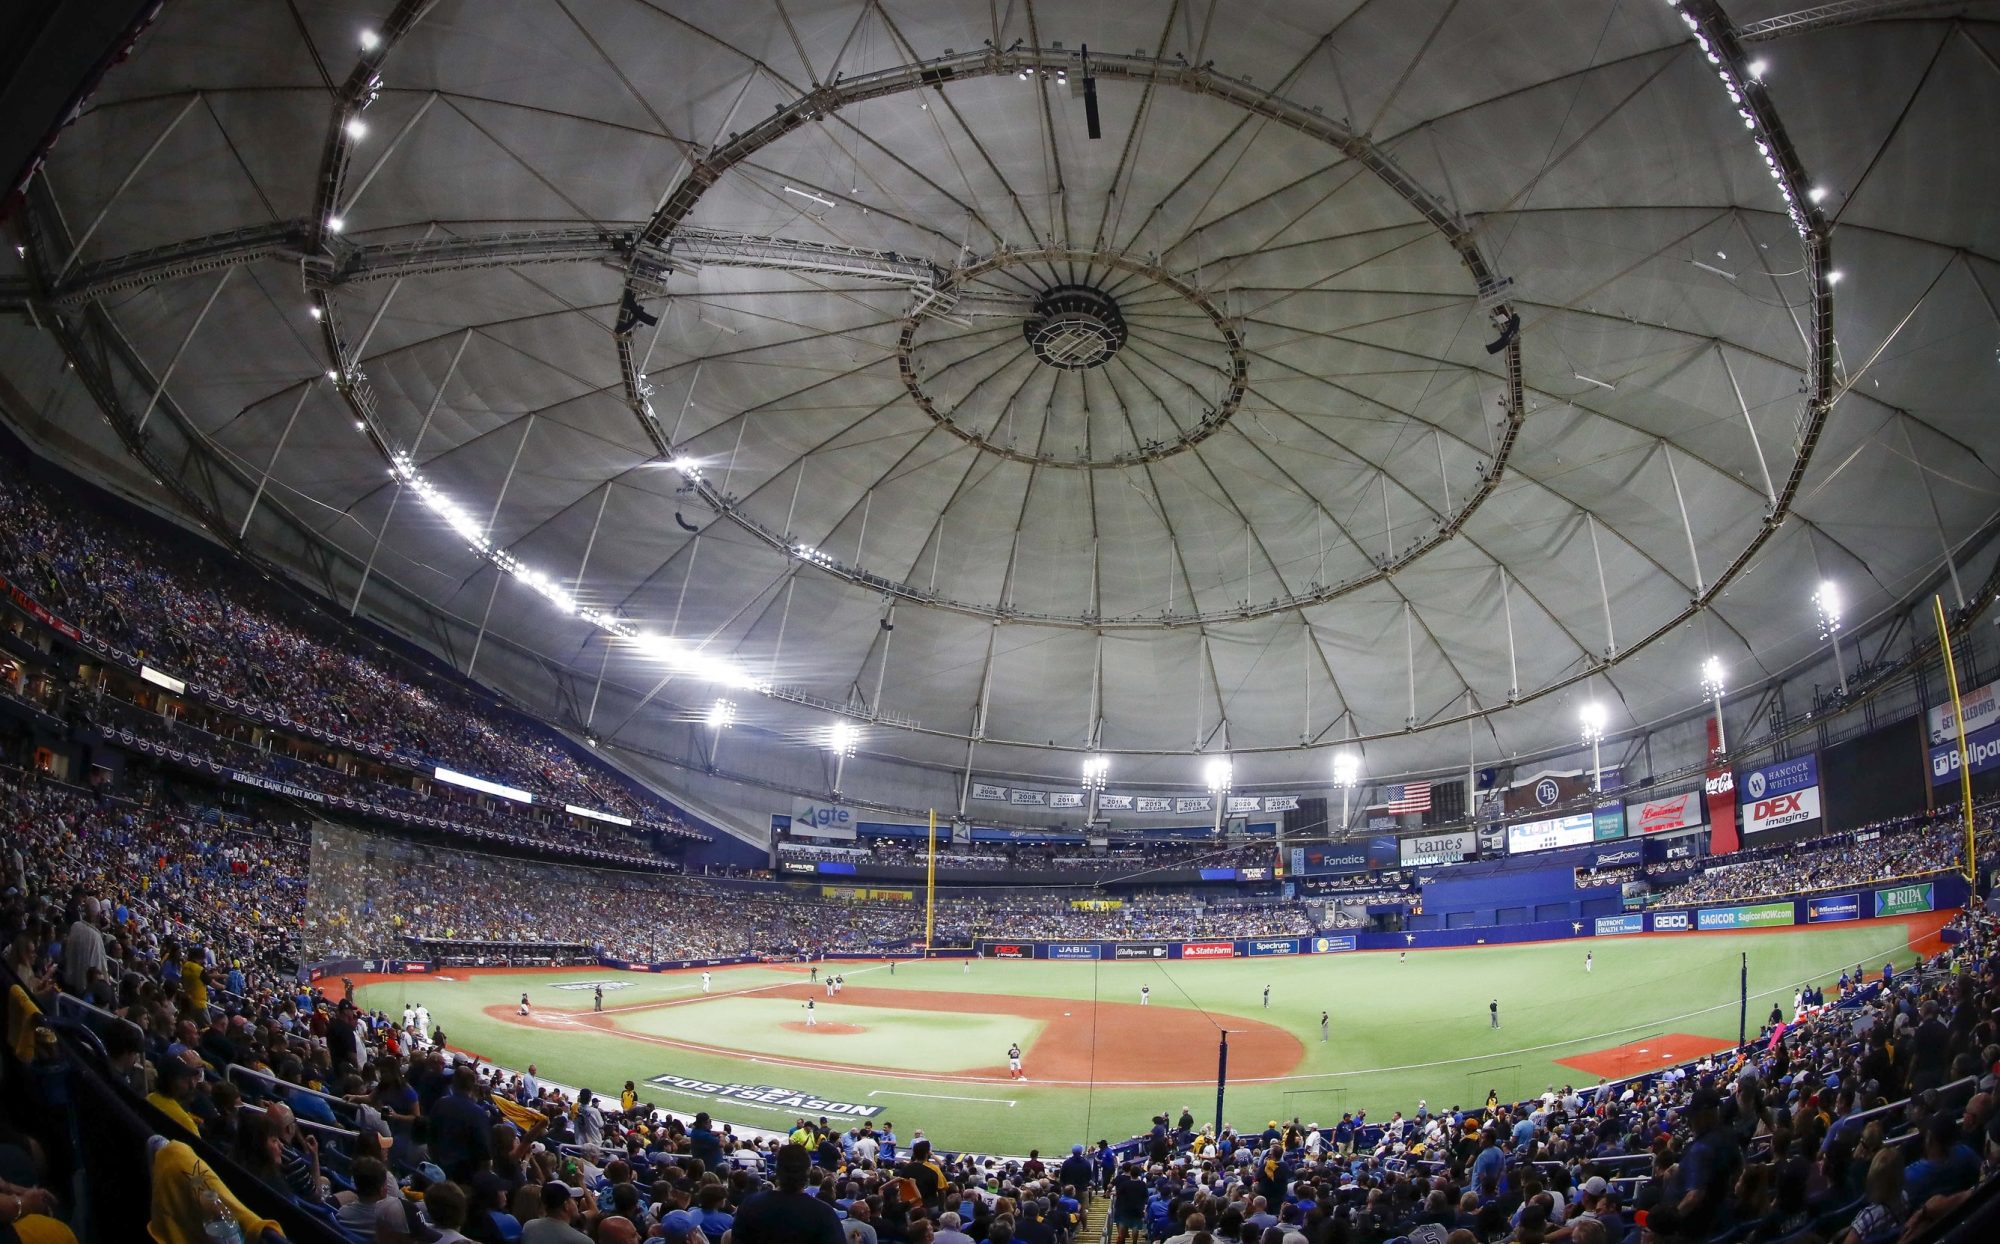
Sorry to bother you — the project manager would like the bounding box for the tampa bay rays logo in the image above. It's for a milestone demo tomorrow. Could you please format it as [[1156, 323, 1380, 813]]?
[[1535, 778, 1559, 806]]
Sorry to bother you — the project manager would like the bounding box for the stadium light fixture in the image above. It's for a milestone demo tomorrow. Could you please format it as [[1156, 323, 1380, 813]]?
[[309, 306, 322, 321], [326, 215, 346, 233], [826, 721, 859, 795], [1700, 655, 1728, 752], [706, 698, 736, 730], [1204, 756, 1233, 836], [1815, 580, 1849, 695], [1082, 754, 1110, 823], [345, 117, 367, 140], [1579, 702, 1606, 792], [1332, 750, 1360, 830], [359, 30, 380, 51]]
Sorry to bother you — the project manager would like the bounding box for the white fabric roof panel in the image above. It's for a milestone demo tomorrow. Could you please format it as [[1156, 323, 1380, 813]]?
[[14, 0, 1998, 789]]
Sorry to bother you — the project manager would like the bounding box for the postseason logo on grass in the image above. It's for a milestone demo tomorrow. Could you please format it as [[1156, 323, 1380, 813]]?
[[649, 1075, 884, 1118], [549, 980, 633, 992]]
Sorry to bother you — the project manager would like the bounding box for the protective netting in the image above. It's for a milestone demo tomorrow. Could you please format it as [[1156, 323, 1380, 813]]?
[[301, 821, 425, 962]]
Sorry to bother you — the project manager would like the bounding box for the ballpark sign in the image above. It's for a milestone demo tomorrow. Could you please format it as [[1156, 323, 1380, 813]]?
[[648, 1075, 883, 1117]]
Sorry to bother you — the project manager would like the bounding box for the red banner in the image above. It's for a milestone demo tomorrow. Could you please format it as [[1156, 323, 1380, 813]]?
[[1704, 718, 1739, 855], [0, 571, 82, 642], [1180, 941, 1236, 960]]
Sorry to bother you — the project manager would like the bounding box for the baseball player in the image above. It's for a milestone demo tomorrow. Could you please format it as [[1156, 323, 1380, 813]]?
[[702, 971, 712, 993], [1007, 1042, 1025, 1080]]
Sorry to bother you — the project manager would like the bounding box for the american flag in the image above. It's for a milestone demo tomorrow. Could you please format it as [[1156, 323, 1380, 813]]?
[[1386, 782, 1432, 814]]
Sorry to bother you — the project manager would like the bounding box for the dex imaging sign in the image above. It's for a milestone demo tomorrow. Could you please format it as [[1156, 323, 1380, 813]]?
[[1739, 756, 1822, 834]]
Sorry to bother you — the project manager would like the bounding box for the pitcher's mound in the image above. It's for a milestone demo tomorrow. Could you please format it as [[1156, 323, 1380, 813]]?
[[782, 1021, 866, 1035], [1558, 1032, 1738, 1080]]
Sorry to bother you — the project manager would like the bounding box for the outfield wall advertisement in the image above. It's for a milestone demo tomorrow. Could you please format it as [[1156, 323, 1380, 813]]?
[[1245, 938, 1300, 956], [1400, 831, 1477, 867], [1046, 943, 1101, 960], [1807, 894, 1860, 923], [1696, 902, 1796, 930], [1928, 680, 1999, 744], [1875, 883, 1935, 917], [1181, 941, 1236, 959], [1594, 914, 1645, 936]]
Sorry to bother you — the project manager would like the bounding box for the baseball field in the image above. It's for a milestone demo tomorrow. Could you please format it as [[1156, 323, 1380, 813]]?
[[353, 914, 1948, 1154]]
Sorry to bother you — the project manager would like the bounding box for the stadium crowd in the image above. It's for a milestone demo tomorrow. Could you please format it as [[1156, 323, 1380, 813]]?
[[1646, 814, 1993, 910], [0, 462, 698, 837], [7, 755, 2000, 1244]]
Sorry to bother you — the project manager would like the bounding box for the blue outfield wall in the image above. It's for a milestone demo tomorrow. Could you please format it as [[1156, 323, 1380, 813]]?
[[953, 873, 1965, 961]]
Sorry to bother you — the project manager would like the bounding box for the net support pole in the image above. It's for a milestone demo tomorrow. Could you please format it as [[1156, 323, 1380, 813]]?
[[1933, 595, 1977, 886], [1215, 1030, 1229, 1140], [1739, 952, 1748, 1049], [925, 808, 938, 957]]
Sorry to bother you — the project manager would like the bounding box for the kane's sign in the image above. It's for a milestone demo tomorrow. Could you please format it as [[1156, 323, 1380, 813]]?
[[648, 1075, 883, 1117]]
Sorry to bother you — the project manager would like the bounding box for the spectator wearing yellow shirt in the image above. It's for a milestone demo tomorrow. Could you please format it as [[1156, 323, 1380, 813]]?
[[148, 1057, 203, 1137]]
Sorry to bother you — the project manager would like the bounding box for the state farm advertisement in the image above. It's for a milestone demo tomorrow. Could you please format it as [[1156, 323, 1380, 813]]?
[[1629, 790, 1704, 835], [1180, 941, 1236, 960]]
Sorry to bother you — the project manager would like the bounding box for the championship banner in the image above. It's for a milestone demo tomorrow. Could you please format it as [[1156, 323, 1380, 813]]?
[[1928, 679, 1999, 744], [1629, 791, 1704, 835], [1400, 830, 1475, 867], [791, 799, 858, 840], [1245, 937, 1299, 956], [1263, 795, 1300, 813], [1174, 796, 1213, 814], [1594, 914, 1645, 936], [1050, 792, 1085, 808], [1180, 941, 1235, 959], [1098, 794, 1135, 811], [1135, 797, 1172, 813], [1113, 942, 1169, 960], [648, 1075, 883, 1118], [1009, 789, 1048, 805], [1929, 722, 2000, 786], [1697, 902, 1795, 930], [970, 782, 1008, 801], [1807, 894, 1860, 923], [1311, 934, 1358, 953], [1226, 796, 1262, 814], [1875, 883, 1935, 917]]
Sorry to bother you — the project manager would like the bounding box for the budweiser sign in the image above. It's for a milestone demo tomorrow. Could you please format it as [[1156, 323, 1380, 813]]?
[[1630, 791, 1703, 835]]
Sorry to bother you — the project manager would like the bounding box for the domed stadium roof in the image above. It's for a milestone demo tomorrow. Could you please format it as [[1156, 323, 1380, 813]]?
[[9, 0, 2000, 793]]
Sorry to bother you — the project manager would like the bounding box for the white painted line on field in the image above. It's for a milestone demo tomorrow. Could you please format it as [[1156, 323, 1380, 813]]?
[[868, 1089, 1016, 1107]]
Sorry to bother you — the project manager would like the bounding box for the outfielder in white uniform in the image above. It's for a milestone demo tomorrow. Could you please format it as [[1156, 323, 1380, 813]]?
[[702, 971, 711, 993], [1140, 984, 1150, 1007]]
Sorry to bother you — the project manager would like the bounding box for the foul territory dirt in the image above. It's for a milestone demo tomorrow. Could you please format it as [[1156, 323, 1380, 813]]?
[[1557, 1032, 1739, 1081], [488, 979, 1305, 1085]]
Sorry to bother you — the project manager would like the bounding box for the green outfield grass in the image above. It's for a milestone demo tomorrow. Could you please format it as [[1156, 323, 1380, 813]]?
[[357, 919, 1930, 1154]]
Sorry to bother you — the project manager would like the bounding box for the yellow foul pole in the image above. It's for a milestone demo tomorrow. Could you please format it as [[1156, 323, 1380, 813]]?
[[1932, 595, 1977, 885], [925, 807, 938, 955]]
